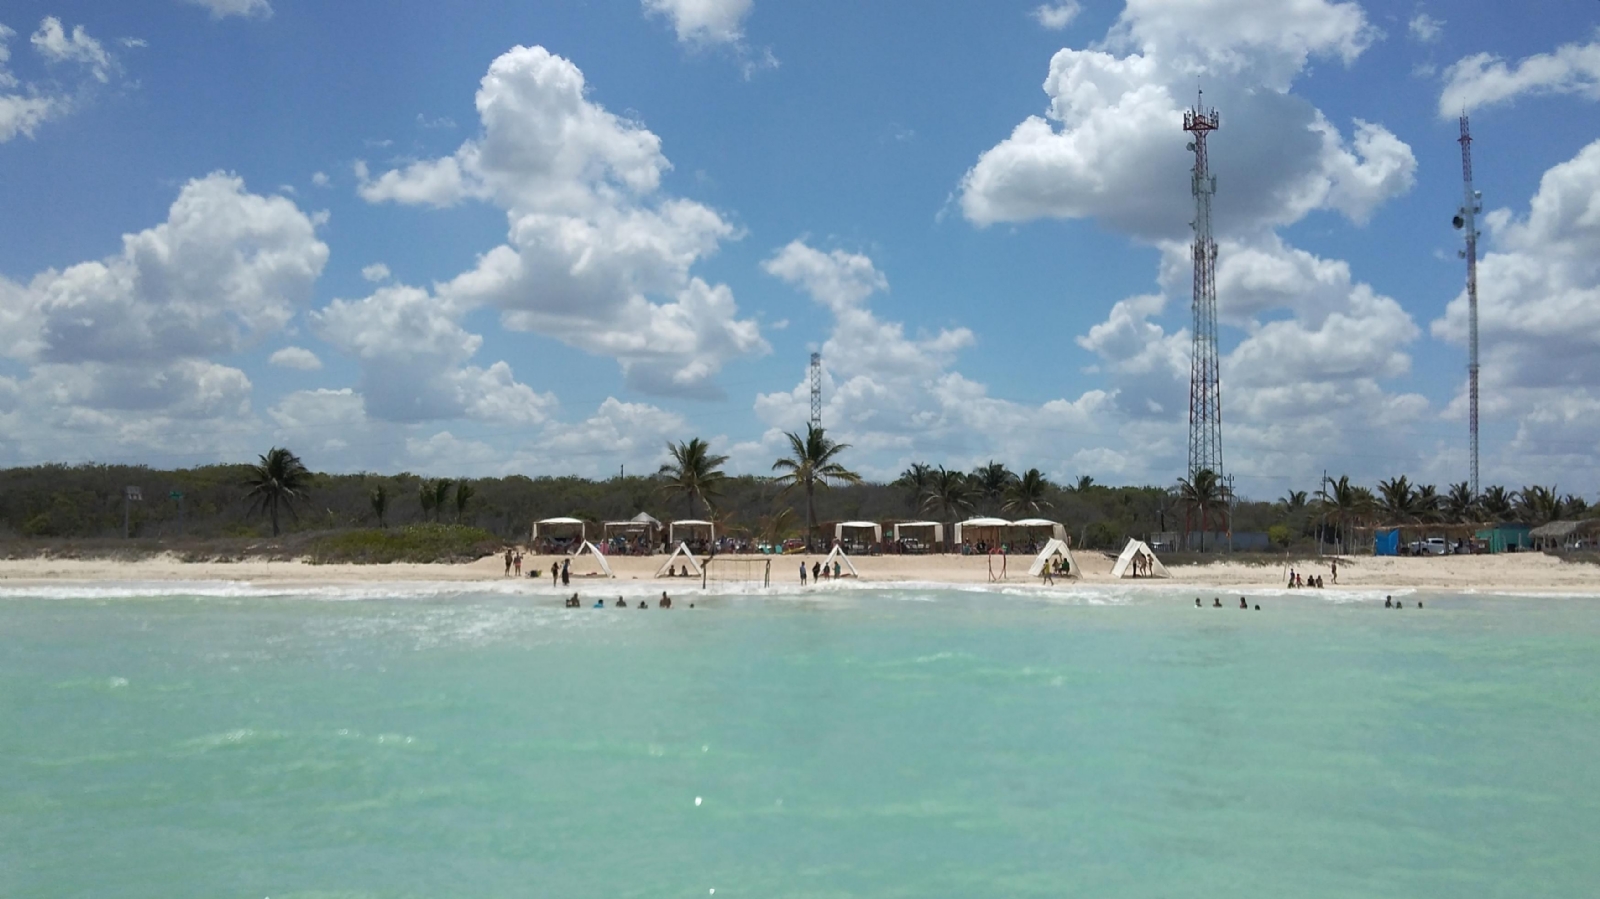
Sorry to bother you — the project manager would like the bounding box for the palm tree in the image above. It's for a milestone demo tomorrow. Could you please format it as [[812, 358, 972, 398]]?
[[1073, 475, 1097, 492], [1377, 475, 1417, 522], [370, 485, 388, 529], [454, 482, 475, 522], [659, 438, 729, 520], [1177, 468, 1229, 552], [1278, 490, 1309, 513], [895, 463, 935, 510], [921, 467, 973, 551], [243, 446, 311, 537], [1414, 484, 1442, 523], [758, 507, 797, 548], [971, 461, 1016, 515], [771, 424, 862, 550], [429, 479, 453, 523], [1517, 485, 1562, 525], [1317, 475, 1369, 554], [418, 481, 436, 521], [1563, 494, 1589, 518], [1480, 485, 1515, 522], [1445, 481, 1477, 523], [1002, 468, 1053, 516]]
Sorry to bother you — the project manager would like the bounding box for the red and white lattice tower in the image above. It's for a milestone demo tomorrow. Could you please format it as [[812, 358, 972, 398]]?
[[1456, 115, 1482, 496], [1184, 94, 1223, 483]]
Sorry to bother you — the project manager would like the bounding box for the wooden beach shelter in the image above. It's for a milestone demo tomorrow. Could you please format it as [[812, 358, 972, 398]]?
[[668, 519, 715, 550], [602, 512, 661, 554], [833, 521, 882, 552], [1027, 539, 1079, 578], [890, 521, 944, 553], [532, 517, 586, 551], [821, 544, 859, 577], [1111, 539, 1170, 578], [1010, 518, 1068, 543], [954, 517, 1010, 548], [655, 542, 704, 578], [570, 541, 616, 578]]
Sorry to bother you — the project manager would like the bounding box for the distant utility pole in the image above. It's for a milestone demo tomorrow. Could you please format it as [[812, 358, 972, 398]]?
[[809, 352, 823, 430], [1184, 92, 1224, 485], [123, 486, 143, 539], [1454, 115, 1483, 496]]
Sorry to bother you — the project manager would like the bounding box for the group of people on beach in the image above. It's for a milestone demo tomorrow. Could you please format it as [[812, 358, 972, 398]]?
[[563, 591, 685, 610], [1286, 568, 1327, 589], [798, 559, 843, 584]]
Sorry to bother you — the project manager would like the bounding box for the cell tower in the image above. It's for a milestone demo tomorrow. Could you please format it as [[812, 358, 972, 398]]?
[[809, 352, 823, 430], [1454, 115, 1483, 496], [1184, 93, 1223, 483]]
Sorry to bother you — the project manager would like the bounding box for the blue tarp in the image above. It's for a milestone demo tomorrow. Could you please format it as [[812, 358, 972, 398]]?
[[1374, 528, 1401, 556]]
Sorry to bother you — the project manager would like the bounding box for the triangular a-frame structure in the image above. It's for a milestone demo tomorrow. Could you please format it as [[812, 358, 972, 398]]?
[[821, 544, 859, 578], [1110, 539, 1170, 578], [1027, 538, 1079, 578], [571, 541, 615, 578], [655, 542, 704, 578]]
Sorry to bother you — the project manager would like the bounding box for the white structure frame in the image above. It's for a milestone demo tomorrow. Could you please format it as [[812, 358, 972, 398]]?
[[668, 519, 716, 546], [532, 517, 586, 544], [1110, 539, 1171, 578], [655, 542, 704, 578]]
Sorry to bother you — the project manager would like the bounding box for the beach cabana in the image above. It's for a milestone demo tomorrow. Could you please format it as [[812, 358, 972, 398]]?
[[655, 542, 704, 579], [820, 544, 859, 578], [1111, 539, 1170, 578], [669, 519, 715, 551], [1531, 519, 1600, 551], [1027, 538, 1079, 579], [569, 541, 615, 578], [954, 517, 1010, 551], [1008, 518, 1067, 553], [532, 517, 586, 553], [890, 521, 944, 553], [602, 512, 661, 555], [833, 521, 882, 553]]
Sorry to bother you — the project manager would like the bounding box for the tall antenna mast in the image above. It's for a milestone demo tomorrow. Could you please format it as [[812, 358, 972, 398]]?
[[1455, 115, 1482, 495], [809, 351, 823, 430], [1184, 92, 1223, 484]]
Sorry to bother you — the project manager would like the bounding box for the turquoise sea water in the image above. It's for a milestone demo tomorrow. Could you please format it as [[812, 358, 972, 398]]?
[[3, 583, 1599, 898]]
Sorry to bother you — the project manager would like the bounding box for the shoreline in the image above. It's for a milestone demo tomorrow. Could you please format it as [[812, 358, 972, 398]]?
[[0, 550, 1596, 597]]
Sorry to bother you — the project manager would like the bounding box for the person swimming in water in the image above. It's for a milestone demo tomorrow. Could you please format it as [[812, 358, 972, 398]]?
[[1239, 597, 1248, 609], [1212, 597, 1222, 607], [1195, 598, 1202, 608], [614, 597, 627, 608], [1385, 596, 1393, 608]]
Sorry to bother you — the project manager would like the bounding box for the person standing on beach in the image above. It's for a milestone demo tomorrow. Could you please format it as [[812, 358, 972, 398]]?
[[551, 561, 560, 586], [1330, 558, 1338, 584], [561, 558, 570, 586], [513, 551, 522, 577], [800, 561, 808, 585]]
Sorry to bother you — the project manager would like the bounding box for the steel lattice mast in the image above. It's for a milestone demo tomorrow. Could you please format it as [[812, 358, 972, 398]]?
[[1456, 115, 1482, 496], [1184, 94, 1223, 483], [809, 352, 823, 430]]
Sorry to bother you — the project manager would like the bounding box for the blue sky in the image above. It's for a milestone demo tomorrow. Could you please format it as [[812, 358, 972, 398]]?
[[1, 0, 1598, 497]]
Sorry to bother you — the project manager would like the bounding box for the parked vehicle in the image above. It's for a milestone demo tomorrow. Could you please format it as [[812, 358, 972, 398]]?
[[1408, 537, 1449, 556]]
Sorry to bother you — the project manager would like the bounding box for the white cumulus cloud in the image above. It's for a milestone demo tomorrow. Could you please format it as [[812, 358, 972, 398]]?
[[1408, 13, 1443, 44], [31, 17, 114, 83], [269, 346, 322, 371], [361, 263, 391, 283], [1033, 2, 1082, 30], [1439, 39, 1600, 117], [357, 45, 767, 397], [180, 0, 274, 21], [643, 0, 753, 46]]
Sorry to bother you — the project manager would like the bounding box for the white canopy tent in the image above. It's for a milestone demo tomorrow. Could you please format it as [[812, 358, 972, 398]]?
[[891, 521, 945, 551], [820, 544, 859, 578], [655, 542, 704, 578], [1027, 538, 1079, 578], [668, 519, 715, 546], [1110, 539, 1170, 579], [601, 512, 661, 554], [532, 517, 586, 545], [834, 521, 882, 547], [570, 541, 615, 578], [954, 517, 1011, 545], [1010, 518, 1068, 543]]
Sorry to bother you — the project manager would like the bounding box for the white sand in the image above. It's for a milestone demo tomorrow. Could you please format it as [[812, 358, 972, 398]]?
[[0, 549, 1595, 594]]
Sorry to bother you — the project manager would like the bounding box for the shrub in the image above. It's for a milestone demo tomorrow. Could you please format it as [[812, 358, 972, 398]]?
[[308, 523, 501, 564]]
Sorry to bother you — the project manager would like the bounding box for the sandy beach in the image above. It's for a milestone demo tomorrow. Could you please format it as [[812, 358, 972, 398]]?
[[0, 549, 1596, 595]]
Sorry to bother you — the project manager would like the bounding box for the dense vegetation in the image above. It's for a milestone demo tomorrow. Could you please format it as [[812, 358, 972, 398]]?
[[0, 441, 1590, 558]]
